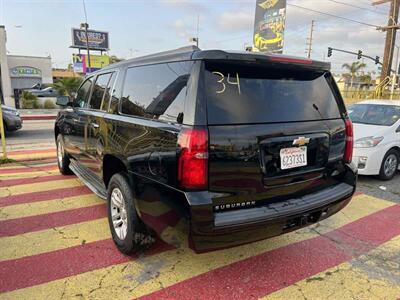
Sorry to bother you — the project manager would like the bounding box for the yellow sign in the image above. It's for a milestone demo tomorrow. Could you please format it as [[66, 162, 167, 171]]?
[[89, 55, 110, 69], [72, 54, 110, 73]]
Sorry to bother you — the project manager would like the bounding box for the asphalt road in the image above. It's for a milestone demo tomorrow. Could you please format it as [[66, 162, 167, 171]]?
[[5, 119, 400, 199], [5, 120, 55, 149]]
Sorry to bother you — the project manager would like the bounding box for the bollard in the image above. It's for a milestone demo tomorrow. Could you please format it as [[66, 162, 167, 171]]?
[[0, 104, 7, 159]]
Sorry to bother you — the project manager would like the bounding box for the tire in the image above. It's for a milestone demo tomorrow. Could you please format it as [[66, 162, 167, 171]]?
[[378, 149, 399, 181], [56, 134, 72, 175], [107, 172, 154, 254]]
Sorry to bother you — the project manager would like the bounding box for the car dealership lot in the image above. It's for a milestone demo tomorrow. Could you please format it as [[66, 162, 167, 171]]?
[[0, 148, 399, 299]]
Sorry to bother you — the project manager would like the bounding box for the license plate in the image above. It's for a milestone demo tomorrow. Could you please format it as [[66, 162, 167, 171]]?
[[280, 146, 307, 170]]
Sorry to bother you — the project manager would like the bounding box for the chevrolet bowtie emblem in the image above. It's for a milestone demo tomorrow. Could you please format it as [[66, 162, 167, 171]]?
[[292, 136, 310, 146]]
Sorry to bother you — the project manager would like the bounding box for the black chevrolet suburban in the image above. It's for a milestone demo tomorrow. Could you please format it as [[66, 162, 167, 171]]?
[[55, 46, 357, 253]]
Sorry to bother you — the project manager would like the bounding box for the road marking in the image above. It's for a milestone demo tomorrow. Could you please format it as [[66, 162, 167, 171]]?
[[0, 193, 102, 221], [0, 218, 110, 260], [0, 178, 81, 197], [8, 152, 57, 161], [0, 174, 73, 188], [266, 235, 400, 299], [0, 239, 173, 293], [0, 204, 107, 237], [0, 186, 91, 207], [1, 194, 393, 299], [5, 149, 56, 155], [0, 164, 58, 175], [139, 203, 400, 299]]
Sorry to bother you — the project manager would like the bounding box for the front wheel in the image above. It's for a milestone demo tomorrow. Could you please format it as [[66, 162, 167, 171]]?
[[107, 172, 154, 254], [379, 149, 399, 181], [56, 134, 72, 175]]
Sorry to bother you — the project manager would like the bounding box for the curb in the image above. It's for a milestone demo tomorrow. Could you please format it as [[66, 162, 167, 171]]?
[[21, 115, 57, 121]]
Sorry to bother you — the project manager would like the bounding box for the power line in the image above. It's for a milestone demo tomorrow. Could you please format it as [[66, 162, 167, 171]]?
[[287, 3, 381, 29], [326, 0, 388, 15]]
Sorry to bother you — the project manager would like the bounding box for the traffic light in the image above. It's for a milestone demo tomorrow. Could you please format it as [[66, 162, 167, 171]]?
[[327, 47, 332, 57], [375, 56, 380, 64], [357, 50, 362, 59]]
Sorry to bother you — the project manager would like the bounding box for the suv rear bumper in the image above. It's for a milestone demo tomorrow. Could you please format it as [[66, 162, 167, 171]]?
[[188, 182, 355, 252]]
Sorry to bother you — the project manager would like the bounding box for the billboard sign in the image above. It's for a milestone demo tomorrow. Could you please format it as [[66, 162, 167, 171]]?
[[71, 28, 109, 51], [253, 0, 287, 53], [72, 54, 110, 74]]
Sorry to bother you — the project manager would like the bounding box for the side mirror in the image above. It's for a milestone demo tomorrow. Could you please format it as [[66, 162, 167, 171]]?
[[396, 125, 400, 133], [56, 96, 71, 107]]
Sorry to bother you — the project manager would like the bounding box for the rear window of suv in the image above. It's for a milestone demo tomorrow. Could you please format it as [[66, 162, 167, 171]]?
[[204, 62, 341, 125]]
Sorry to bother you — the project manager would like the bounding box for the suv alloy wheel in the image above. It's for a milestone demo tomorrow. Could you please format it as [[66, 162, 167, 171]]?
[[107, 172, 154, 254]]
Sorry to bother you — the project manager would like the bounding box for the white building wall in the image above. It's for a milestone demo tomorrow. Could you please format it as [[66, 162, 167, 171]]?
[[0, 26, 14, 107], [8, 55, 53, 84]]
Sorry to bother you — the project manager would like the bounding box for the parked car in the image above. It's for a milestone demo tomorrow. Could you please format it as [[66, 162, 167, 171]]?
[[55, 46, 357, 254], [348, 100, 400, 180], [2, 105, 22, 132], [27, 87, 58, 97]]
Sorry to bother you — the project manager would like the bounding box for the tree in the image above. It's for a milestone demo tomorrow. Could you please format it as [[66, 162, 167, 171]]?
[[52, 77, 82, 98], [21, 91, 39, 109], [109, 55, 124, 64], [342, 61, 367, 89]]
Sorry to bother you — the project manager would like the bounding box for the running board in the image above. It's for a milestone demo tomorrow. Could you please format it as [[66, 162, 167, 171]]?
[[70, 159, 107, 200]]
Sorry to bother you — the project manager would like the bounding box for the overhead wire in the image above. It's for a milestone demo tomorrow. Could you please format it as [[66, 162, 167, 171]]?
[[326, 0, 388, 15], [287, 3, 381, 29]]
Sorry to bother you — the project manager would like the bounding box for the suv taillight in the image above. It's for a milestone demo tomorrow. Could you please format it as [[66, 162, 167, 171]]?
[[344, 119, 353, 163], [178, 127, 208, 190]]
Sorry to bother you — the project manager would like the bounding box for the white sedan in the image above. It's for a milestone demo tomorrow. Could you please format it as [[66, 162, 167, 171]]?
[[349, 100, 400, 180]]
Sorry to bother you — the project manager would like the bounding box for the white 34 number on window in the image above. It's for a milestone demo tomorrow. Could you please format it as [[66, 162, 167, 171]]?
[[212, 72, 241, 95]]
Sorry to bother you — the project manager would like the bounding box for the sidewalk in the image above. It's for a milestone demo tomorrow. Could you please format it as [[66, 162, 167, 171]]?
[[19, 109, 59, 121]]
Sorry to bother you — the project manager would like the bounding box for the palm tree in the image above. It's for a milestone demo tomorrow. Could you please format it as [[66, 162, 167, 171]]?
[[52, 77, 82, 98], [342, 61, 367, 89], [109, 55, 124, 64]]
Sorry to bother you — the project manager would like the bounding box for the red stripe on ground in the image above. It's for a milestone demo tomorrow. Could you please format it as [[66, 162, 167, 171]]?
[[0, 239, 174, 292], [12, 155, 57, 162], [0, 174, 73, 187], [6, 148, 56, 155], [0, 164, 58, 174], [0, 204, 106, 237], [21, 115, 57, 121], [0, 186, 91, 207], [140, 204, 400, 300]]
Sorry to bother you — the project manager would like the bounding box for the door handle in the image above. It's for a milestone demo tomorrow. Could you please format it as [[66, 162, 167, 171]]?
[[91, 123, 99, 129]]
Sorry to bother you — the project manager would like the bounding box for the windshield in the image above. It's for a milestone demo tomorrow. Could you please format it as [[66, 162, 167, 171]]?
[[348, 104, 400, 126], [204, 62, 341, 125]]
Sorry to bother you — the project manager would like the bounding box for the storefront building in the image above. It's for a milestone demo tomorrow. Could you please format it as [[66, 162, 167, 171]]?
[[0, 26, 53, 108]]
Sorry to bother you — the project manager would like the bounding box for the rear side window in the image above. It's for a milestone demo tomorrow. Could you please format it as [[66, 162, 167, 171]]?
[[102, 73, 117, 112], [204, 62, 341, 125], [89, 73, 113, 110], [121, 61, 192, 123], [75, 77, 93, 108]]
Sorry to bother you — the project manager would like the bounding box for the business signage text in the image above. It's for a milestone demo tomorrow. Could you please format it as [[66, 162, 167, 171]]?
[[71, 28, 109, 51], [72, 54, 110, 74], [253, 0, 287, 53]]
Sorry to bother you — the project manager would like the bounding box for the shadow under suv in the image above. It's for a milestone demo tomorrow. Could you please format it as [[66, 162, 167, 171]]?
[[55, 46, 357, 254]]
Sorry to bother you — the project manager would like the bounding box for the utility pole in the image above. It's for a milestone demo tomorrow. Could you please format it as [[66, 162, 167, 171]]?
[[306, 20, 315, 59], [82, 0, 91, 73], [374, 0, 400, 81], [196, 15, 200, 48]]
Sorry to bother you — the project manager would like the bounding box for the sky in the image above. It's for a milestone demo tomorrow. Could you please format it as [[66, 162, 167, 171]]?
[[0, 0, 392, 75]]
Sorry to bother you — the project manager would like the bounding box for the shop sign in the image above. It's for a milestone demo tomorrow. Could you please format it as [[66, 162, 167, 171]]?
[[10, 66, 42, 78]]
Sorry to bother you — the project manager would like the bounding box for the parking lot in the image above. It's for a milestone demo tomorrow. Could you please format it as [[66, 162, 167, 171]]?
[[0, 143, 399, 299]]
